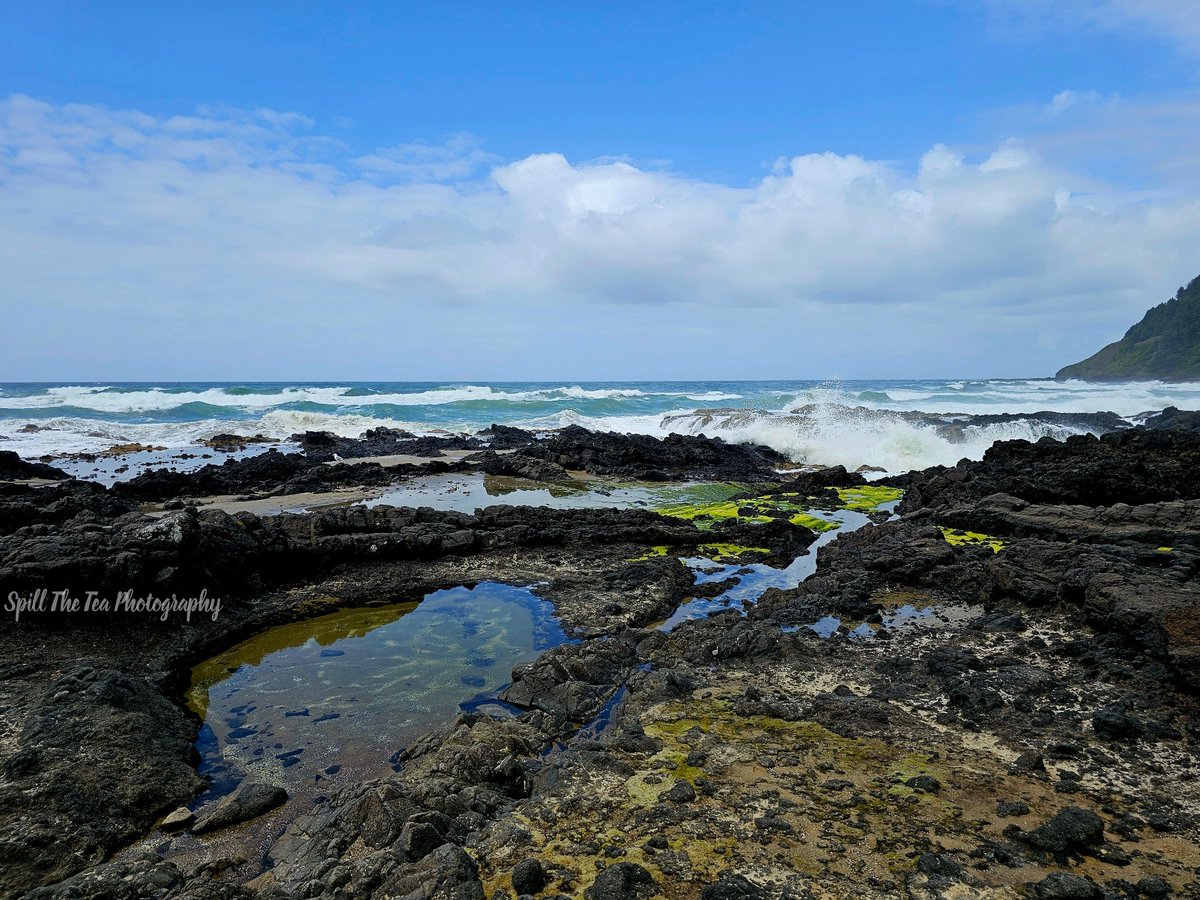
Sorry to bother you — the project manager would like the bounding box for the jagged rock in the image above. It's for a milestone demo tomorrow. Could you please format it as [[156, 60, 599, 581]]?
[[22, 852, 186, 899], [0, 667, 202, 895], [1092, 704, 1148, 741], [700, 874, 767, 899], [372, 843, 485, 900], [899, 429, 1200, 512], [0, 449, 68, 481], [526, 425, 786, 482], [583, 863, 657, 900], [1033, 871, 1103, 899], [469, 449, 574, 483], [661, 780, 696, 803], [476, 424, 539, 450], [510, 858, 549, 896], [1016, 807, 1105, 857]]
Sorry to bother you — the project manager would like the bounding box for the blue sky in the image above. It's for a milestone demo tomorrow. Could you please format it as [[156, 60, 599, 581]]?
[[2, 1, 1199, 379]]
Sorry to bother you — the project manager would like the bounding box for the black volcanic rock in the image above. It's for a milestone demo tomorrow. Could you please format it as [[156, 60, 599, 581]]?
[[111, 448, 400, 502], [1016, 807, 1105, 857], [476, 423, 539, 450], [1142, 405, 1200, 431], [5, 419, 1200, 898], [523, 425, 787, 481], [0, 666, 203, 893], [291, 427, 482, 460], [0, 450, 68, 481], [898, 428, 1200, 512], [468, 448, 574, 482]]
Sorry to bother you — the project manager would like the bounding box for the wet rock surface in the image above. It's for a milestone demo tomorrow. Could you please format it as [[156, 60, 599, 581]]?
[[87, 424, 796, 505], [110, 447, 410, 503], [291, 426, 484, 460], [896, 428, 1200, 511], [517, 426, 789, 482], [1, 423, 1198, 898]]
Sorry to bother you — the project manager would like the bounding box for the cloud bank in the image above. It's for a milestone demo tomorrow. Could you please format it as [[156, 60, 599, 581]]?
[[2, 93, 1199, 379]]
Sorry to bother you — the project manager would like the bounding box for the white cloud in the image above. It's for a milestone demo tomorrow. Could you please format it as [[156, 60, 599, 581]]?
[[1, 93, 1199, 378], [355, 134, 499, 182], [1045, 90, 1106, 116]]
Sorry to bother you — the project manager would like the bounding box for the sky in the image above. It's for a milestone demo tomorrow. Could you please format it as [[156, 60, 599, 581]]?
[[2, 0, 1199, 381]]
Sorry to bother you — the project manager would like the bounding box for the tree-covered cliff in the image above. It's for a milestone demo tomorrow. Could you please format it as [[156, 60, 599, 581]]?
[[1057, 276, 1200, 381]]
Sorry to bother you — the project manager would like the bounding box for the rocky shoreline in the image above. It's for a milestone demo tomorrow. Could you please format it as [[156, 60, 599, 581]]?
[[0, 422, 1197, 899]]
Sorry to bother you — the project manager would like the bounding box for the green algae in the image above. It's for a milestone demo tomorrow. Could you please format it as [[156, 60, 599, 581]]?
[[187, 601, 418, 715], [646, 482, 750, 507], [788, 511, 840, 533], [938, 526, 1005, 553], [630, 542, 769, 562], [629, 545, 670, 561], [483, 694, 984, 899], [657, 492, 848, 537], [834, 485, 904, 512], [656, 499, 771, 527], [697, 543, 770, 561], [1157, 546, 1174, 553]]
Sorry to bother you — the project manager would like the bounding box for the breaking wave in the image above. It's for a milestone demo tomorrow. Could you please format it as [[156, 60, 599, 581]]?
[[2, 379, 1198, 473]]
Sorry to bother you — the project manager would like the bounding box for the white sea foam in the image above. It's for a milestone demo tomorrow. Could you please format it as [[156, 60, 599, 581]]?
[[645, 410, 1092, 473], [3, 379, 1198, 471], [0, 383, 745, 413]]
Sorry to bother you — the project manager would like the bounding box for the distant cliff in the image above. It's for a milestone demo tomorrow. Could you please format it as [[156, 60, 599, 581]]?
[[1058, 276, 1200, 381]]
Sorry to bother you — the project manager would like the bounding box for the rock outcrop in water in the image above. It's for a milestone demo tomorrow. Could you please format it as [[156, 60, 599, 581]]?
[[291, 427, 485, 460], [0, 449, 68, 481], [0, 422, 1198, 898], [1057, 274, 1200, 380]]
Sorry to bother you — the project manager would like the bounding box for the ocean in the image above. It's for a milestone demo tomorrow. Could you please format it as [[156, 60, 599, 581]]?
[[3, 379, 1199, 474]]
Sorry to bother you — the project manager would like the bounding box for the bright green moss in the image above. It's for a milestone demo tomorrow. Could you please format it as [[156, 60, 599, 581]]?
[[698, 543, 770, 561], [788, 512, 840, 533], [646, 482, 749, 506], [835, 485, 905, 512], [657, 499, 772, 527], [629, 545, 670, 561], [939, 526, 1005, 553]]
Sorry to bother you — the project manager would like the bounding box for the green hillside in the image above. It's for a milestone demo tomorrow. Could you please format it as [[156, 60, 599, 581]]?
[[1057, 276, 1200, 381]]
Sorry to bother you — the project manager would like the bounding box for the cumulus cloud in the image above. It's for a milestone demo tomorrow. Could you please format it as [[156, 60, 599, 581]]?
[[1, 92, 1199, 378]]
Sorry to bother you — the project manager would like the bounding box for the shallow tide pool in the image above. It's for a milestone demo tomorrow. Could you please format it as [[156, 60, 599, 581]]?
[[659, 506, 873, 630], [187, 582, 569, 809], [360, 473, 749, 514]]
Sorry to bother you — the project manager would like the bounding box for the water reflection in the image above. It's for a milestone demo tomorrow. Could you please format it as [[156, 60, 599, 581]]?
[[659, 508, 871, 630]]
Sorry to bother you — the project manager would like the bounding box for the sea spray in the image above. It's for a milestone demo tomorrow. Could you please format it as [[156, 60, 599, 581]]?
[[3, 379, 1199, 475]]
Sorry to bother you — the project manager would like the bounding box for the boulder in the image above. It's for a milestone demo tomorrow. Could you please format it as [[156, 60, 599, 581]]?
[[192, 780, 288, 834]]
